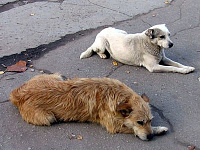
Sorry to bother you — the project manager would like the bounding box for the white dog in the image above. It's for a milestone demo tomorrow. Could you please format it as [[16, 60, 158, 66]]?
[[80, 24, 195, 74]]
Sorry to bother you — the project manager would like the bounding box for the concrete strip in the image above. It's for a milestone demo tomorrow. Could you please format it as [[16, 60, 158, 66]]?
[[0, 0, 171, 57]]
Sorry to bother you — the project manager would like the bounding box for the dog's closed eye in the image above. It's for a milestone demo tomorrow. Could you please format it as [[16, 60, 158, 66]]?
[[137, 121, 144, 125]]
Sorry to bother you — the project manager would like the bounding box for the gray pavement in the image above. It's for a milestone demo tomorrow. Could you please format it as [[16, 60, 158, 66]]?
[[0, 0, 200, 150]]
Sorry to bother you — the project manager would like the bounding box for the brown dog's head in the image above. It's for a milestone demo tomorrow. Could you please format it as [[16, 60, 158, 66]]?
[[117, 93, 153, 141]]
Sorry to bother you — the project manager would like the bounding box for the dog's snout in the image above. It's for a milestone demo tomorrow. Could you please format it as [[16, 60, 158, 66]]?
[[147, 134, 154, 140], [168, 42, 173, 48]]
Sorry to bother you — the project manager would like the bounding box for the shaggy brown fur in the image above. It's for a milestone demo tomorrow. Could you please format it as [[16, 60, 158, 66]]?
[[10, 73, 168, 140]]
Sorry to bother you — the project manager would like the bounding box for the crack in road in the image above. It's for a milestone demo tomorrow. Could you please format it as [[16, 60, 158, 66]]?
[[87, 0, 132, 17], [105, 64, 124, 78], [0, 100, 9, 104]]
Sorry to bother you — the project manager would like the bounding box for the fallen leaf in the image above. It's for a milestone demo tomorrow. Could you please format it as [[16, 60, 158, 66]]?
[[0, 71, 4, 75], [188, 146, 195, 150], [126, 71, 130, 74], [30, 13, 35, 16], [77, 135, 83, 140], [113, 61, 118, 66], [164, 1, 169, 4], [152, 14, 156, 17], [6, 61, 27, 72], [29, 65, 33, 68]]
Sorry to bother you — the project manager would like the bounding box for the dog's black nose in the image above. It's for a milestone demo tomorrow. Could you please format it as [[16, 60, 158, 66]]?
[[168, 42, 173, 48], [147, 134, 154, 140]]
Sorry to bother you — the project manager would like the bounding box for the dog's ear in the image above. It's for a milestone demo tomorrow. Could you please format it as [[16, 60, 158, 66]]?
[[116, 102, 133, 117], [141, 93, 150, 103], [145, 29, 154, 39]]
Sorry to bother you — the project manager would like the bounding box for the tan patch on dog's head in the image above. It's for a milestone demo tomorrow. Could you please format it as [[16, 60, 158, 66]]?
[[116, 93, 154, 140]]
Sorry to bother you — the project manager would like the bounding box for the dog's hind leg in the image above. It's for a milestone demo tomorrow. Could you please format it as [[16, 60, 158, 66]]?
[[80, 46, 94, 59], [19, 102, 56, 126], [80, 36, 109, 59]]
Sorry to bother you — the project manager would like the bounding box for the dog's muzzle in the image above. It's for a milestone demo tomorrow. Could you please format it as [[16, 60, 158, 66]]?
[[168, 42, 173, 48]]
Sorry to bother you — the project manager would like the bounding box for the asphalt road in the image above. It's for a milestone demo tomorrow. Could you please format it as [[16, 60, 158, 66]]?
[[0, 0, 200, 150]]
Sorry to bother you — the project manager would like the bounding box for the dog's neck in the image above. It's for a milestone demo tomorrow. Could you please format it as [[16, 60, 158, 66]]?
[[142, 39, 162, 57]]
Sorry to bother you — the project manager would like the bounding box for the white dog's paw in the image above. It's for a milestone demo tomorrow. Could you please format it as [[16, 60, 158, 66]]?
[[97, 53, 107, 59], [180, 67, 195, 74], [152, 126, 168, 135], [184, 66, 195, 72]]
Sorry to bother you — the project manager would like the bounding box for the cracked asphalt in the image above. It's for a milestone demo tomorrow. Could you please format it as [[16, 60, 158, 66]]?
[[0, 0, 200, 149]]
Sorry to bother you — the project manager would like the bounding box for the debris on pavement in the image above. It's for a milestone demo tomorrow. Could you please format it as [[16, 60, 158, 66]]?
[[164, 1, 169, 4], [126, 71, 130, 74], [198, 77, 200, 81], [112, 61, 118, 66], [0, 71, 4, 75], [77, 135, 83, 140], [188, 145, 195, 150], [30, 13, 35, 16], [68, 134, 83, 140], [6, 60, 27, 73], [1, 64, 6, 68]]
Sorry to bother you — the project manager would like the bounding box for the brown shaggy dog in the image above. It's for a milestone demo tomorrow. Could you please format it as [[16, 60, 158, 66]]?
[[10, 73, 168, 140]]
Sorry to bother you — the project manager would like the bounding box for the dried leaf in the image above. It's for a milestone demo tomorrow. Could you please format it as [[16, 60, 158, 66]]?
[[6, 61, 27, 72], [164, 1, 169, 4], [77, 135, 83, 140], [0, 71, 4, 75], [188, 146, 195, 150], [29, 65, 33, 68], [113, 61, 118, 66]]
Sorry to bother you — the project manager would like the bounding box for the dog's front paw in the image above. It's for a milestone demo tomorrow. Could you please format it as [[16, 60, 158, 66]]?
[[180, 67, 195, 74], [152, 126, 168, 135], [184, 66, 195, 73]]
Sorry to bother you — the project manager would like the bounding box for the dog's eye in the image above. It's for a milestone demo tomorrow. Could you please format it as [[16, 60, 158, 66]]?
[[137, 121, 144, 125], [159, 35, 165, 39]]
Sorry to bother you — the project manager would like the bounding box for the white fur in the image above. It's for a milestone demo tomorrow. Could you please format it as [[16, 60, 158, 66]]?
[[80, 24, 195, 74]]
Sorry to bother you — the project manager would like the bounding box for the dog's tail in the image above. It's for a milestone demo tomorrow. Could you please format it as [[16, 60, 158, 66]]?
[[80, 46, 93, 59]]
